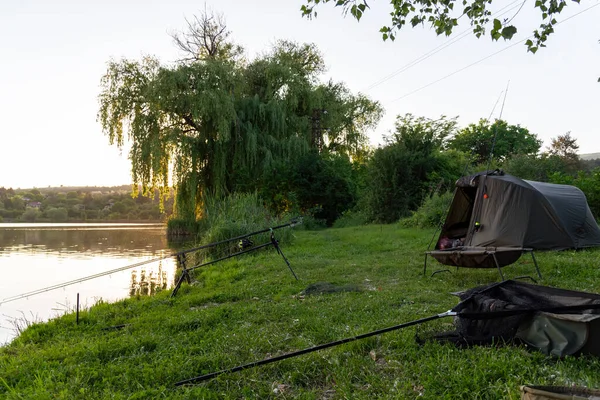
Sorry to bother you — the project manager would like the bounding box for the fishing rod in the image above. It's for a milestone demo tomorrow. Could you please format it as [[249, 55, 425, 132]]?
[[171, 230, 298, 297], [0, 219, 301, 305], [485, 80, 510, 172], [174, 301, 600, 386], [174, 310, 456, 386]]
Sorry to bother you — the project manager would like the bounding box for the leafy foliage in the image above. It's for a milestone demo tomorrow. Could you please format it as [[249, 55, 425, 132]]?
[[0, 186, 168, 222], [45, 207, 69, 223], [261, 152, 359, 226], [361, 114, 466, 223], [21, 208, 41, 222], [301, 0, 577, 53], [546, 131, 582, 173], [399, 190, 454, 228], [197, 192, 289, 245], [449, 119, 542, 164], [98, 18, 382, 225], [503, 153, 568, 182], [549, 169, 600, 219], [331, 209, 370, 228]]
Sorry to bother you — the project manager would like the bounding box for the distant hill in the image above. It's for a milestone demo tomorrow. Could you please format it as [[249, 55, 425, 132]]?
[[25, 185, 133, 193], [581, 153, 600, 161], [37, 185, 131, 193]]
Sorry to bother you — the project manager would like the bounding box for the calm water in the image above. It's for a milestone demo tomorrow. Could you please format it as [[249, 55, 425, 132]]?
[[0, 223, 184, 345]]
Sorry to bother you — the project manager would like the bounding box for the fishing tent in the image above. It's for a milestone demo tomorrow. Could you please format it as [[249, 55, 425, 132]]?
[[425, 170, 600, 276]]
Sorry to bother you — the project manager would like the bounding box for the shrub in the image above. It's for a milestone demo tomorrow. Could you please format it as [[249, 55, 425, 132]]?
[[260, 152, 358, 226], [198, 192, 291, 247], [360, 140, 465, 224], [44, 207, 69, 222], [550, 169, 600, 220], [399, 191, 454, 228], [21, 208, 41, 222], [332, 209, 369, 228]]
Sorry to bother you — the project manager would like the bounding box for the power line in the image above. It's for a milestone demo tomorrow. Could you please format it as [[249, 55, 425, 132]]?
[[362, 0, 524, 92], [385, 3, 600, 104]]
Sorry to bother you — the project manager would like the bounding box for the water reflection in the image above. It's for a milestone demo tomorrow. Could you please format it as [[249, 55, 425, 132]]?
[[0, 223, 191, 345], [0, 223, 170, 257], [129, 261, 170, 297]]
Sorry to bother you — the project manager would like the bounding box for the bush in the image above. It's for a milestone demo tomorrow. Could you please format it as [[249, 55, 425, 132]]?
[[45, 207, 69, 222], [21, 208, 41, 222], [332, 209, 369, 228], [294, 215, 327, 230], [0, 209, 22, 219], [360, 142, 466, 224], [550, 169, 600, 220], [198, 192, 292, 247], [261, 152, 358, 226], [502, 153, 567, 182], [399, 191, 454, 228]]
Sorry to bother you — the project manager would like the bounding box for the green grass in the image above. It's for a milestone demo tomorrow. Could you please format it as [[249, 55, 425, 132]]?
[[2, 225, 600, 399]]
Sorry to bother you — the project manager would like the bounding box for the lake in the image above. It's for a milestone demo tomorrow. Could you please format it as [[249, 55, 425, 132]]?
[[0, 223, 187, 345]]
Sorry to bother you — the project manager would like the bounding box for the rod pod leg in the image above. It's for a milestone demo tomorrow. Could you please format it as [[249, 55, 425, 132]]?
[[271, 231, 298, 280], [171, 253, 192, 298]]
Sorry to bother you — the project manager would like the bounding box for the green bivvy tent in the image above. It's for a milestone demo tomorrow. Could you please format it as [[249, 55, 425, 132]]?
[[425, 170, 600, 276]]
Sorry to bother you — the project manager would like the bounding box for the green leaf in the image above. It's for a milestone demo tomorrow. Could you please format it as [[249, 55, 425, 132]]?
[[493, 18, 502, 31], [501, 26, 517, 40]]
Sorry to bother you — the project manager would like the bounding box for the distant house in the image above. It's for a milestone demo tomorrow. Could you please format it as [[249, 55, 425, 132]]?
[[27, 201, 42, 209]]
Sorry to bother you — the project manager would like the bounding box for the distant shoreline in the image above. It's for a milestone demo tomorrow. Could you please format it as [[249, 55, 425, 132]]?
[[0, 220, 165, 225]]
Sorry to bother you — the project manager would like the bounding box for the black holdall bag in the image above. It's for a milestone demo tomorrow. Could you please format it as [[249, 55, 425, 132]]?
[[434, 280, 600, 357]]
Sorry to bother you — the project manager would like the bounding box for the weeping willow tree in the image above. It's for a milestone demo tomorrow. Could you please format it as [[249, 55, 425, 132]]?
[[98, 10, 382, 225]]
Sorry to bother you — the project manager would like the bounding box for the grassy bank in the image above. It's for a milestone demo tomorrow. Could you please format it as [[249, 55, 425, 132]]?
[[2, 225, 600, 399]]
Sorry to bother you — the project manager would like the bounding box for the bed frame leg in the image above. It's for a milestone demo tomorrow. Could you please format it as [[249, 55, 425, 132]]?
[[530, 251, 542, 279], [492, 253, 505, 281]]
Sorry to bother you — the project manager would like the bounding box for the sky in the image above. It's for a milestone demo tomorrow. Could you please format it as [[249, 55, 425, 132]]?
[[1, 0, 599, 189]]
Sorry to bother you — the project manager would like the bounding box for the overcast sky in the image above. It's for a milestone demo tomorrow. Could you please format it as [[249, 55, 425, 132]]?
[[1, 0, 598, 189]]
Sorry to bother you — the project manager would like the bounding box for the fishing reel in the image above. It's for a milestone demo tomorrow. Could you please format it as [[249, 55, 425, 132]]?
[[238, 238, 254, 251]]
